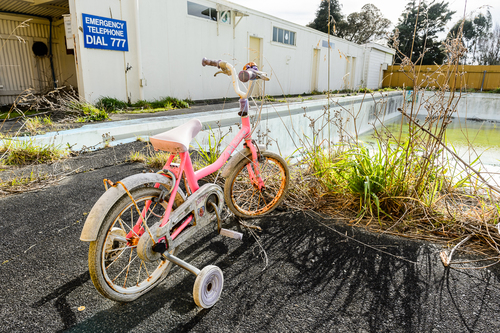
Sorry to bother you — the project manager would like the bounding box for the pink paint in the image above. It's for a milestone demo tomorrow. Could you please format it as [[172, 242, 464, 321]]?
[[160, 152, 188, 227], [170, 214, 194, 240], [127, 61, 270, 243]]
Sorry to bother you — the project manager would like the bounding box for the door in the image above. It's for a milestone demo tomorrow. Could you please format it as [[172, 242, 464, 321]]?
[[344, 56, 356, 90], [344, 56, 351, 90], [350, 57, 356, 90], [311, 48, 320, 92], [249, 36, 262, 97]]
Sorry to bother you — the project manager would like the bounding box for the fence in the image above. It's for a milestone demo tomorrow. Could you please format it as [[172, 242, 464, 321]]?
[[382, 65, 500, 91]]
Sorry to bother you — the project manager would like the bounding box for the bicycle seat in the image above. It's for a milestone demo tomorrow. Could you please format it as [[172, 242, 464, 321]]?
[[150, 119, 202, 153]]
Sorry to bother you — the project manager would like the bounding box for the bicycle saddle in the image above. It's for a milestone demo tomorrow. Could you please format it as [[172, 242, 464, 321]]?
[[150, 118, 202, 153]]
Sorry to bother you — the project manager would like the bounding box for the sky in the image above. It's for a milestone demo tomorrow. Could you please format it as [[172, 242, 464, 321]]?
[[228, 0, 500, 34]]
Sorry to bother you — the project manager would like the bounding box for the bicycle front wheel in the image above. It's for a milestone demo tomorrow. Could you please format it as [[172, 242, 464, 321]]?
[[88, 187, 182, 302], [224, 151, 289, 218]]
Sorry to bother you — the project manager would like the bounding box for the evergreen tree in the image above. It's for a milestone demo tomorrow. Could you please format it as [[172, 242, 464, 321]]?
[[307, 0, 343, 35], [476, 24, 500, 65], [448, 11, 492, 64], [392, 0, 455, 65], [337, 4, 391, 44]]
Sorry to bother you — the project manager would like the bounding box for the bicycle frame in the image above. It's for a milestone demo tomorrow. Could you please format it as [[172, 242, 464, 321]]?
[[83, 58, 285, 307], [126, 99, 264, 241]]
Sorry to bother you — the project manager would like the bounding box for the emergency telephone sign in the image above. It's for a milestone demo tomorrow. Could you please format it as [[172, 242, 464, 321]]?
[[82, 13, 128, 51]]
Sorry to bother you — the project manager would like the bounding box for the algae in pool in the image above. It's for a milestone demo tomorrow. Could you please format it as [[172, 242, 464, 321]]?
[[358, 115, 500, 167]]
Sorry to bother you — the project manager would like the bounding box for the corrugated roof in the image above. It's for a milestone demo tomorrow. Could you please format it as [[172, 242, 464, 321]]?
[[0, 0, 69, 19]]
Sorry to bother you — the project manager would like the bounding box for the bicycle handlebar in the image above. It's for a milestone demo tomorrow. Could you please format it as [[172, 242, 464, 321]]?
[[201, 57, 221, 68], [238, 70, 257, 83], [202, 57, 269, 98]]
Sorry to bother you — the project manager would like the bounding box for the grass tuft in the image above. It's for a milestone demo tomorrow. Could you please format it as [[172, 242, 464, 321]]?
[[193, 125, 227, 170], [129, 151, 146, 163], [71, 103, 108, 122], [0, 139, 68, 166]]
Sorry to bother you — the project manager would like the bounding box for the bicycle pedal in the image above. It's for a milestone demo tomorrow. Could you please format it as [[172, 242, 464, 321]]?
[[219, 228, 243, 240]]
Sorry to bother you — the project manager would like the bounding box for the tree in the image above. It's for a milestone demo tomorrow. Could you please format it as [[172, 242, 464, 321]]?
[[391, 0, 455, 65], [336, 4, 391, 44], [475, 24, 500, 65], [448, 11, 492, 64], [307, 0, 343, 35]]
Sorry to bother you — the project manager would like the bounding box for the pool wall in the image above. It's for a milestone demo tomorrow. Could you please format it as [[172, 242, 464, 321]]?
[[16, 92, 404, 158], [408, 91, 500, 122]]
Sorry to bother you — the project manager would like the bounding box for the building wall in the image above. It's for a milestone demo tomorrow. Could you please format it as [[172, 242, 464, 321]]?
[[0, 13, 77, 105], [1, 1, 395, 105], [364, 44, 394, 90], [69, 0, 395, 104]]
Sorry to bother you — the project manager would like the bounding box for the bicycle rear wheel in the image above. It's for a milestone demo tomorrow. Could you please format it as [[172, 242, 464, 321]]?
[[224, 151, 289, 218], [88, 187, 183, 302]]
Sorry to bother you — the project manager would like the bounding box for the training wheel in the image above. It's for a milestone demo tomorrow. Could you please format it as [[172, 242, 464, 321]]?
[[193, 265, 224, 308]]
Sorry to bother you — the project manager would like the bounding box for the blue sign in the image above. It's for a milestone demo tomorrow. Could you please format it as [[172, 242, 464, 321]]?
[[322, 40, 335, 49], [82, 13, 128, 51]]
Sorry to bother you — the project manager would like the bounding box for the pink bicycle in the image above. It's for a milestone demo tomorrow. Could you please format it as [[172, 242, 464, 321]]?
[[80, 58, 290, 308]]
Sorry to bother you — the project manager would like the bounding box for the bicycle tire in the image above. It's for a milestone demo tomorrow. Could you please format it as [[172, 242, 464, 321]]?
[[88, 186, 182, 302], [224, 151, 289, 218]]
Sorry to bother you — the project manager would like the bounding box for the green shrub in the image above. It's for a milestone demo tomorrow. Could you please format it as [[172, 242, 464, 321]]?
[[96, 97, 128, 111], [358, 87, 373, 94], [79, 104, 108, 122], [132, 97, 190, 110]]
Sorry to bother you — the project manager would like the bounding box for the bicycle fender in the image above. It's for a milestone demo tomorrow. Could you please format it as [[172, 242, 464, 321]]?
[[220, 145, 266, 178], [80, 173, 183, 242]]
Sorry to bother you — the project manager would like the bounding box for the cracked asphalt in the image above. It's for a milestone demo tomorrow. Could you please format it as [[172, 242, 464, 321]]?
[[1, 144, 500, 332]]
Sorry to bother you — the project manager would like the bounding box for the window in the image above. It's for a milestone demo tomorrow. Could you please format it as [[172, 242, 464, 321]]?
[[187, 1, 230, 23], [272, 27, 296, 46]]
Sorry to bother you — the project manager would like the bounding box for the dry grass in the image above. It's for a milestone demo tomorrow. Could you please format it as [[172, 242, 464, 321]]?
[[278, 28, 500, 258], [0, 172, 69, 197]]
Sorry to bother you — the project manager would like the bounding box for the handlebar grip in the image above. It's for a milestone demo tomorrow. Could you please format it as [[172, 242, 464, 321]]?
[[202, 57, 220, 68], [238, 70, 258, 83]]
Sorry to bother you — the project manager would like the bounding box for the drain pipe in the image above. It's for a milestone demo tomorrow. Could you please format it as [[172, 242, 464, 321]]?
[[48, 17, 57, 88], [480, 70, 486, 92], [135, 0, 144, 101]]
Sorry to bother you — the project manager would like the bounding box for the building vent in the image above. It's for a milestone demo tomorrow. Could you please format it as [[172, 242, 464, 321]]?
[[32, 41, 48, 57]]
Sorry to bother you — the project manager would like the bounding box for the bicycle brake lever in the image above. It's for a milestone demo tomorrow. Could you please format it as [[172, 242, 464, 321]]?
[[257, 71, 270, 81], [214, 69, 231, 77]]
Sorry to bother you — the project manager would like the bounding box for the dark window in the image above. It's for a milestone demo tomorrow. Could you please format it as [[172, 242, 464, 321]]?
[[187, 1, 229, 22], [272, 27, 296, 46], [187, 2, 210, 19]]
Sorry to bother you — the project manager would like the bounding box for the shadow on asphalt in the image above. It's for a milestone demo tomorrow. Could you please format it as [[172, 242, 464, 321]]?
[[32, 271, 91, 332], [50, 223, 253, 333], [30, 212, 500, 332]]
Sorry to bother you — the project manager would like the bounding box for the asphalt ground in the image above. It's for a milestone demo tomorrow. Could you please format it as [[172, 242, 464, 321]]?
[[2, 144, 500, 332]]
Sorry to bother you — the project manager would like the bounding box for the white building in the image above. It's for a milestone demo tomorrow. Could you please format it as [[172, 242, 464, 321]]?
[[0, 0, 395, 105]]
